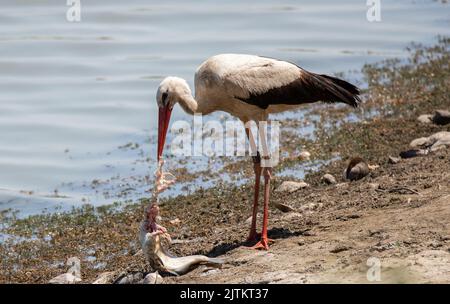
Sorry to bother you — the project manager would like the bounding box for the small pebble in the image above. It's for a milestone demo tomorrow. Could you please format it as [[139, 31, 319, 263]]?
[[142, 272, 163, 284], [49, 273, 81, 284], [274, 202, 295, 213], [276, 181, 309, 193], [417, 114, 432, 124], [322, 173, 337, 185], [245, 214, 260, 224], [92, 271, 116, 284], [118, 272, 143, 284], [410, 131, 450, 151], [282, 212, 302, 220], [388, 156, 401, 164], [369, 183, 380, 190], [298, 151, 311, 160]]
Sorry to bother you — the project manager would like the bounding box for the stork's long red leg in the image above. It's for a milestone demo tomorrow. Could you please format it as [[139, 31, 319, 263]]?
[[246, 159, 261, 243], [251, 167, 274, 250], [245, 126, 261, 243]]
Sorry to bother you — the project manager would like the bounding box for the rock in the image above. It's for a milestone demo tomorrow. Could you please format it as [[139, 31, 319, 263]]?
[[388, 156, 401, 164], [200, 269, 221, 277], [273, 202, 295, 213], [321, 173, 337, 185], [275, 181, 309, 193], [417, 114, 433, 124], [431, 140, 450, 152], [432, 110, 450, 125], [92, 271, 116, 284], [282, 212, 303, 220], [245, 214, 260, 224], [117, 272, 143, 284], [298, 151, 311, 160], [410, 138, 431, 149], [345, 157, 369, 181], [302, 230, 316, 237], [142, 272, 163, 284], [49, 273, 81, 284], [369, 183, 380, 190], [429, 132, 450, 152], [409, 131, 450, 152], [335, 182, 348, 188], [298, 203, 318, 213]]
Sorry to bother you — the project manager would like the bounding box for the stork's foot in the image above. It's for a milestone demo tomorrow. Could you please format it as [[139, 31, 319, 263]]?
[[249, 237, 273, 250], [245, 234, 274, 250]]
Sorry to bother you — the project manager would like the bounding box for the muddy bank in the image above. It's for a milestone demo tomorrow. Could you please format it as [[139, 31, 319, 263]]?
[[0, 38, 449, 284], [165, 148, 450, 283]]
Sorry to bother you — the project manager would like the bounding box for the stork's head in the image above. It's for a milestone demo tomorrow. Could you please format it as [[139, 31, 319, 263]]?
[[156, 76, 190, 161]]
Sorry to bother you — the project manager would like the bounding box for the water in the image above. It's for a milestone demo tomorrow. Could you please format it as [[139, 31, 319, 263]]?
[[0, 0, 449, 217]]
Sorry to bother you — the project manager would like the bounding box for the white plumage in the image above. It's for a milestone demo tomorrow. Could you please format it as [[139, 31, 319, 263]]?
[[158, 54, 360, 122], [155, 53, 361, 250]]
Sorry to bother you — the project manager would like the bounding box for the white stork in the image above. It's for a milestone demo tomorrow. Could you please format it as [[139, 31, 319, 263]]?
[[155, 54, 360, 250]]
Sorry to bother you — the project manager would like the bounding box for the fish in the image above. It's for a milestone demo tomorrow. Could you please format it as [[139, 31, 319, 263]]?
[[154, 159, 176, 194], [139, 157, 223, 275], [143, 158, 175, 235], [139, 221, 224, 276]]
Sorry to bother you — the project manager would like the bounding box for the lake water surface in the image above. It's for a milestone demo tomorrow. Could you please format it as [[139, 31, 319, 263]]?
[[0, 0, 449, 216]]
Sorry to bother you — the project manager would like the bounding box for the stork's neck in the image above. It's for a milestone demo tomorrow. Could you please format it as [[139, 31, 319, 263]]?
[[177, 90, 199, 115], [176, 82, 213, 115]]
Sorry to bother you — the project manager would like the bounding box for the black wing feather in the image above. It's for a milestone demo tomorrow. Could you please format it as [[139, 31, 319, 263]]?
[[237, 70, 361, 109]]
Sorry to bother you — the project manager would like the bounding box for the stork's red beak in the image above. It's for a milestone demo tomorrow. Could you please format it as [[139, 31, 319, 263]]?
[[157, 105, 172, 162]]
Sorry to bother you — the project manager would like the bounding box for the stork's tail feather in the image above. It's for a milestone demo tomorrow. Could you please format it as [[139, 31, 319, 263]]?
[[319, 74, 360, 95], [312, 73, 361, 108]]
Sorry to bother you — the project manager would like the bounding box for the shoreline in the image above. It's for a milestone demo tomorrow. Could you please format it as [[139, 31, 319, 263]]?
[[1, 37, 449, 283]]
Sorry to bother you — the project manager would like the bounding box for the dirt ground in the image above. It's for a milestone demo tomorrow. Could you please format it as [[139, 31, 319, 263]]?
[[164, 149, 450, 283]]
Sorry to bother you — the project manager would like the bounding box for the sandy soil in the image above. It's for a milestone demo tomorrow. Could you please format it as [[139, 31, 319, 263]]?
[[165, 149, 450, 283]]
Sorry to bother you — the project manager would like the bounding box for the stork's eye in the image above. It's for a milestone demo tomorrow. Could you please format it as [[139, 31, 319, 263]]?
[[162, 92, 169, 104]]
